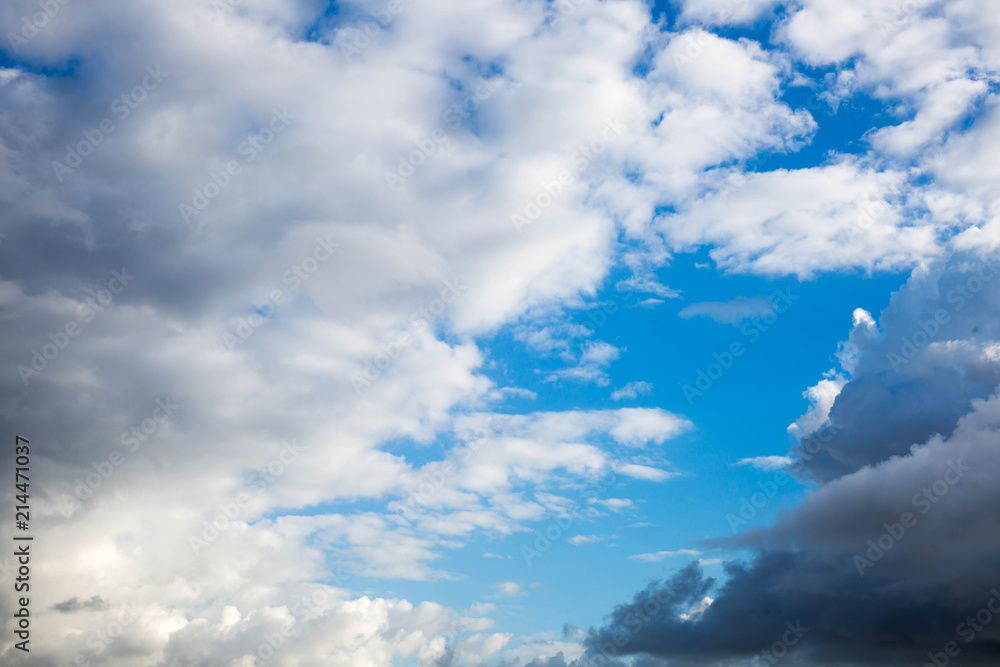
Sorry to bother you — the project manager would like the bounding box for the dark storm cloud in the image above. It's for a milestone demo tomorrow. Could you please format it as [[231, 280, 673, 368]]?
[[789, 252, 1000, 483], [575, 251, 1000, 666], [582, 555, 1000, 666]]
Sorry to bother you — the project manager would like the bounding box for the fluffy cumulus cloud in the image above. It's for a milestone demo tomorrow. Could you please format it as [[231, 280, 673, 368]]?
[[2, 0, 1000, 664]]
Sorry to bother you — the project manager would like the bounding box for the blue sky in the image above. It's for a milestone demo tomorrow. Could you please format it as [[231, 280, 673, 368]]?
[[357, 255, 910, 641], [4, 0, 1000, 665]]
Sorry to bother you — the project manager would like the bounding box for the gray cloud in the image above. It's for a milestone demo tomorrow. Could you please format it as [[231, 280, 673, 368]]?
[[52, 596, 109, 613], [580, 251, 1000, 666], [583, 554, 1000, 666], [791, 252, 1000, 482]]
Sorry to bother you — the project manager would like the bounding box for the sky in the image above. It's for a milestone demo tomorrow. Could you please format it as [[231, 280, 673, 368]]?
[[2, 0, 1000, 665]]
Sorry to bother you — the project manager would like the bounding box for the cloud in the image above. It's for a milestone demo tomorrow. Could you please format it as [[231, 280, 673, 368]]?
[[787, 373, 847, 442], [588, 498, 634, 512], [660, 161, 940, 278], [678, 296, 776, 325], [611, 463, 678, 483], [515, 322, 594, 360], [608, 408, 692, 446], [568, 535, 604, 546], [611, 381, 653, 400], [547, 340, 621, 386], [3, 0, 1000, 663], [629, 549, 701, 563], [734, 456, 792, 471], [615, 274, 681, 299], [580, 250, 1000, 666], [787, 253, 1000, 483]]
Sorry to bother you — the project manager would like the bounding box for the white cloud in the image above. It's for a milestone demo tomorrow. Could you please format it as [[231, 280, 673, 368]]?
[[660, 161, 941, 278], [679, 595, 715, 621], [547, 340, 621, 386], [735, 456, 793, 471], [611, 462, 677, 482], [787, 373, 847, 441], [588, 498, 634, 512], [615, 273, 681, 299], [492, 581, 525, 597], [611, 380, 653, 400], [609, 407, 692, 446], [678, 0, 780, 25]]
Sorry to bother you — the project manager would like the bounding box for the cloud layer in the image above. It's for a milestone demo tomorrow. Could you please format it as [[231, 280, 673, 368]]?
[[2, 0, 1000, 664]]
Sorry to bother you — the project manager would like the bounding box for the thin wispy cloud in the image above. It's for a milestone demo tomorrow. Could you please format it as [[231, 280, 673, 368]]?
[[736, 456, 793, 471], [611, 381, 653, 400], [630, 549, 702, 563], [678, 296, 776, 325]]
